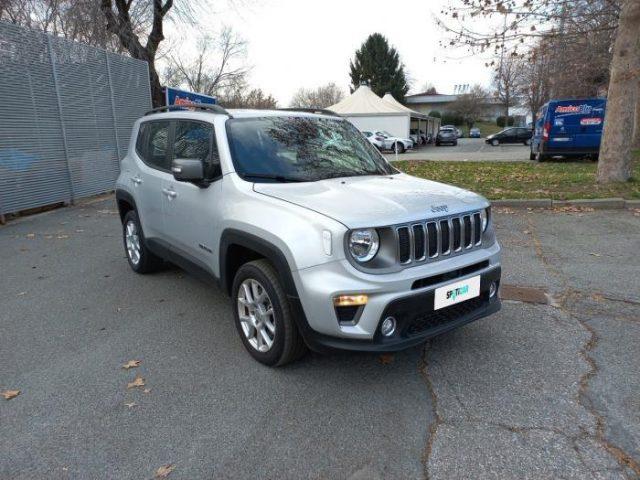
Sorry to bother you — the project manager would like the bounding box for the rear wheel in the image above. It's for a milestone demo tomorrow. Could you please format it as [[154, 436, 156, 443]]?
[[122, 210, 163, 273], [535, 151, 547, 162], [232, 259, 307, 366], [393, 142, 405, 154]]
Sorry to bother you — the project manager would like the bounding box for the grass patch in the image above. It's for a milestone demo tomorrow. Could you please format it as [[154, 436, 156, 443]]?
[[394, 155, 640, 200]]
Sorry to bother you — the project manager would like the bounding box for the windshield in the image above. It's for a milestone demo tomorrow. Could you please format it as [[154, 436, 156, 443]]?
[[226, 116, 398, 182]]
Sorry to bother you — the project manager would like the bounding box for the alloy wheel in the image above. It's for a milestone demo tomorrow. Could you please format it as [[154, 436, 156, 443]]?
[[125, 220, 141, 265], [237, 279, 276, 352]]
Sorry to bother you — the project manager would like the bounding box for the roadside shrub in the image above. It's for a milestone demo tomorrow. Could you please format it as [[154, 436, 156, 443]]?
[[428, 110, 442, 118], [441, 112, 463, 126], [496, 115, 515, 127]]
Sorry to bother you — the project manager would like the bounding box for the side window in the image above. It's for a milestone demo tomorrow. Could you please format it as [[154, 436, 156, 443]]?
[[135, 123, 148, 158], [173, 121, 219, 178], [142, 121, 170, 171]]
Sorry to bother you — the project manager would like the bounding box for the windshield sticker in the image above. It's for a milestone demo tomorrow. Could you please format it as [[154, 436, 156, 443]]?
[[554, 118, 564, 126]]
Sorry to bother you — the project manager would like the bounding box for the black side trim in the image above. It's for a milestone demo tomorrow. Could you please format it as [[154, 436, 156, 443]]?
[[115, 189, 137, 222], [146, 238, 219, 287]]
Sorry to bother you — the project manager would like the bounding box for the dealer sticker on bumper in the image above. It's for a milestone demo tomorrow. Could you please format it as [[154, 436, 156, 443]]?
[[434, 275, 481, 310]]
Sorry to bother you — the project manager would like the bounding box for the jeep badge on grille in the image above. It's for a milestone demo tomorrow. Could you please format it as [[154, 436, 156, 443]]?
[[430, 204, 448, 213]]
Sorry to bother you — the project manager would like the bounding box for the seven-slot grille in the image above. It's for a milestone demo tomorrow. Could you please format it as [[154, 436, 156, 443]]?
[[397, 212, 482, 265]]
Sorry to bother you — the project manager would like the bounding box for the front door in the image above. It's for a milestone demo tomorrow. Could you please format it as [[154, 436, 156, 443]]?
[[162, 119, 222, 272]]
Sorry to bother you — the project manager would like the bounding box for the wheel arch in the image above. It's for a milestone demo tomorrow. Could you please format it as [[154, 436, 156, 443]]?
[[115, 189, 137, 224], [219, 229, 299, 299]]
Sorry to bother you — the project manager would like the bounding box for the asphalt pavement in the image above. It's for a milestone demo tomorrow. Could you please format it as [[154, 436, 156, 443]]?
[[1, 197, 639, 479], [385, 138, 531, 162]]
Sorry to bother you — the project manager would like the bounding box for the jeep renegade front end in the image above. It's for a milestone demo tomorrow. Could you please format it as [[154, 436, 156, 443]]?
[[116, 105, 501, 366]]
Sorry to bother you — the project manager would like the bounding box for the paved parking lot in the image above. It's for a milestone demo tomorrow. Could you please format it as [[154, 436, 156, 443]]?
[[385, 138, 531, 162], [1, 197, 639, 479]]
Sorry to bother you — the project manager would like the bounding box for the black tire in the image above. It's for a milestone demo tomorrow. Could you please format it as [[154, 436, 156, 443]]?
[[452, 141, 458, 146], [535, 151, 547, 162], [529, 150, 536, 161], [524, 138, 532, 146], [393, 142, 405, 154], [491, 139, 499, 146], [232, 259, 307, 366], [436, 141, 441, 146], [122, 210, 163, 274]]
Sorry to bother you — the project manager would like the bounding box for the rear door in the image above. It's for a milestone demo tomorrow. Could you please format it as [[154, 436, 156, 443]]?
[[131, 120, 173, 240]]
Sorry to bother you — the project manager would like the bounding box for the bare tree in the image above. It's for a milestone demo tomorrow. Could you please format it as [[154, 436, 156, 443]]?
[[418, 82, 438, 95], [492, 55, 519, 120], [450, 84, 488, 128], [598, 0, 640, 182], [164, 28, 249, 97], [290, 83, 345, 109], [515, 46, 552, 124], [217, 81, 277, 109]]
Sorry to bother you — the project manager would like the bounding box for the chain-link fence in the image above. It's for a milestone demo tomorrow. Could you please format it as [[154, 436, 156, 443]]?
[[0, 22, 151, 217]]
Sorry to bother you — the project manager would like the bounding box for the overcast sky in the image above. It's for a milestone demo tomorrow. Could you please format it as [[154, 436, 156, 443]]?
[[169, 0, 494, 105]]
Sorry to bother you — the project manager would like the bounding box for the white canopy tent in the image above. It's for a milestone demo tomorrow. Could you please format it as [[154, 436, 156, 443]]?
[[328, 85, 440, 142]]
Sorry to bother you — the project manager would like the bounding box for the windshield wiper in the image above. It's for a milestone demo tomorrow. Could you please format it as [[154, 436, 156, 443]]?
[[240, 172, 308, 183]]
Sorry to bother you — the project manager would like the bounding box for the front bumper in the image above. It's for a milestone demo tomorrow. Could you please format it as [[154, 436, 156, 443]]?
[[291, 242, 501, 352]]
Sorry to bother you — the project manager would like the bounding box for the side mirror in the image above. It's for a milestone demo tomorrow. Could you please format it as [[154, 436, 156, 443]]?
[[171, 158, 204, 182]]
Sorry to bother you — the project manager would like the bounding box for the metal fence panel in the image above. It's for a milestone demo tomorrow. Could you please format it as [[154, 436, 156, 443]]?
[[0, 22, 151, 216]]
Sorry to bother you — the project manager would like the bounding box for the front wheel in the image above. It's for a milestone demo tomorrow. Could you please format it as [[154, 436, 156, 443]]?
[[232, 259, 307, 366], [491, 139, 499, 146]]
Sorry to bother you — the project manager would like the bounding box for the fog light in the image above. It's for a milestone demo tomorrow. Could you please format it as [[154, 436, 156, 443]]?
[[381, 317, 396, 337], [333, 294, 368, 307], [489, 281, 497, 298]]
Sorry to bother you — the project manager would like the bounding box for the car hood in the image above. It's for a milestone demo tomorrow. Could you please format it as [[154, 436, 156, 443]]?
[[253, 173, 487, 229]]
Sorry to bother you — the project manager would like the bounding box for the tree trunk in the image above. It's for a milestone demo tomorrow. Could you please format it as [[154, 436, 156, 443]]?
[[148, 63, 164, 107], [597, 0, 640, 183], [633, 89, 640, 149]]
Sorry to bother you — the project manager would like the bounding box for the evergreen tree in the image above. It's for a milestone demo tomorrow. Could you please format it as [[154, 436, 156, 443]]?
[[349, 33, 409, 101]]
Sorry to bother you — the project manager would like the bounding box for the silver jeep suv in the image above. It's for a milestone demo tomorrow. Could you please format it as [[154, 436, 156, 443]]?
[[115, 105, 501, 366]]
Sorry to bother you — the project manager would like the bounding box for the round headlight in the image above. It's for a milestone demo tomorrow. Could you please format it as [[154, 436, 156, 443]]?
[[480, 207, 489, 232], [348, 229, 379, 263]]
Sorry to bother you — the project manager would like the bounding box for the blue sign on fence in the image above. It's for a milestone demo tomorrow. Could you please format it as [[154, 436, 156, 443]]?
[[164, 87, 217, 107]]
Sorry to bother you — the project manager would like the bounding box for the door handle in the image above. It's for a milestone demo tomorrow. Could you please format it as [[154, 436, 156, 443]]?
[[162, 188, 177, 199], [131, 176, 142, 185]]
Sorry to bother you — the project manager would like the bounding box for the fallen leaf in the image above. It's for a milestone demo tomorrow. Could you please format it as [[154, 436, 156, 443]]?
[[591, 293, 604, 302], [589, 252, 601, 257], [378, 354, 394, 365], [17, 291, 27, 296], [155, 464, 175, 478], [26, 233, 35, 239], [19, 247, 29, 252], [523, 230, 531, 234], [57, 234, 69, 239], [127, 375, 145, 389], [75, 229, 84, 233], [2, 389, 20, 400], [143, 388, 152, 394], [44, 235, 53, 239], [122, 360, 141, 370], [124, 401, 137, 408]]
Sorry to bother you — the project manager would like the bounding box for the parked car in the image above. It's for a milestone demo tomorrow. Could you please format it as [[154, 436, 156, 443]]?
[[485, 127, 533, 146], [530, 98, 606, 161], [436, 127, 458, 146], [362, 131, 385, 150], [115, 105, 501, 366], [469, 128, 481, 138], [375, 131, 414, 153], [442, 125, 463, 138], [410, 128, 427, 145]]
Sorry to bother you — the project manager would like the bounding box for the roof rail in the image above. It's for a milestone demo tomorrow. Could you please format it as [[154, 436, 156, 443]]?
[[277, 108, 339, 117], [144, 103, 232, 117]]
